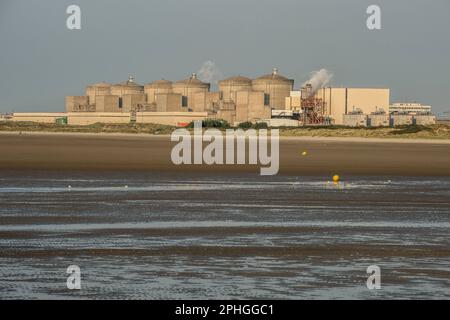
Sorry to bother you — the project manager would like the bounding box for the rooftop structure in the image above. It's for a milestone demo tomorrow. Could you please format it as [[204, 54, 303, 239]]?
[[390, 103, 432, 115]]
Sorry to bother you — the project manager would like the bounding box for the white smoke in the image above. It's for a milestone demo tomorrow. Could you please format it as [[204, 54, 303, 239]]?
[[197, 60, 223, 85], [302, 69, 333, 96]]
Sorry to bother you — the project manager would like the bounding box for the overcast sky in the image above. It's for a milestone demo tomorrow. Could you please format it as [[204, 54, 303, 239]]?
[[0, 0, 449, 115]]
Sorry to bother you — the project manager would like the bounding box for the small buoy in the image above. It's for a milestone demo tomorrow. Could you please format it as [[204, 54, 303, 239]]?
[[68, 185, 72, 189], [124, 185, 128, 189], [333, 175, 340, 183], [302, 151, 308, 156]]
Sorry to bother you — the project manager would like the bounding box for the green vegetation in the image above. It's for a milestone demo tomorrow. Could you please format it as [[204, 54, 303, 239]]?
[[279, 124, 450, 139], [186, 119, 230, 128], [253, 122, 269, 130], [237, 121, 253, 129], [237, 122, 268, 130], [0, 121, 175, 135], [1, 121, 450, 139]]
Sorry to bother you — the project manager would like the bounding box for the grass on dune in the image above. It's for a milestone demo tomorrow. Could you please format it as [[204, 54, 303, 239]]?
[[1, 121, 450, 139]]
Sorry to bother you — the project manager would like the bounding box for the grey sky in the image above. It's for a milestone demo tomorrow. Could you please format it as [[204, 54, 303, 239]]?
[[1, 0, 449, 115]]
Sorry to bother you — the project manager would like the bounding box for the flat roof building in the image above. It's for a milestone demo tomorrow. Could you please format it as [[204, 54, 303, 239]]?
[[390, 103, 432, 115]]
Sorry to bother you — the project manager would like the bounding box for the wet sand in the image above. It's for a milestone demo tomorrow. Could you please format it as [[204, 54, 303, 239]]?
[[0, 133, 449, 299], [0, 172, 449, 299], [0, 132, 449, 175]]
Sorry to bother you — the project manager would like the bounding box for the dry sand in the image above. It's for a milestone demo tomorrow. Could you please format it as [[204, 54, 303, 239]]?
[[0, 131, 449, 175]]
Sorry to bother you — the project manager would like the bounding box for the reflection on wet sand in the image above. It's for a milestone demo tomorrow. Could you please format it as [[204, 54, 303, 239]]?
[[0, 172, 449, 299]]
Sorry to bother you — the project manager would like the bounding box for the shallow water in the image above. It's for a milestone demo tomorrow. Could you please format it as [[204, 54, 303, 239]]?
[[0, 171, 449, 299]]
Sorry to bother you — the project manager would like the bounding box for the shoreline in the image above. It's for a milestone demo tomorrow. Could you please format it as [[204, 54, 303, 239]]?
[[0, 132, 449, 176], [1, 130, 450, 144]]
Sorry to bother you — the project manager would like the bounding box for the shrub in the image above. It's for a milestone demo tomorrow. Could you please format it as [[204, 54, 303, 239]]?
[[187, 119, 230, 128], [237, 122, 253, 129], [253, 122, 269, 129]]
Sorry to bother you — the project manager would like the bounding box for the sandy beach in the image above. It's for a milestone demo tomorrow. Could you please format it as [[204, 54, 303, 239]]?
[[1, 132, 449, 299], [0, 131, 449, 176]]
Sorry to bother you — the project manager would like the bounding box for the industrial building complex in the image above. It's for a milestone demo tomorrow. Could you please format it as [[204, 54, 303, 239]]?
[[6, 68, 436, 127]]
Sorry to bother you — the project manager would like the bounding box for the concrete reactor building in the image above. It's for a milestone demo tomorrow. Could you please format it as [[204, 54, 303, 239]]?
[[9, 67, 435, 127], [62, 69, 286, 125]]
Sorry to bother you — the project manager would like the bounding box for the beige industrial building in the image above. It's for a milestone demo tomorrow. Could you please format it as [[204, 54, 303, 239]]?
[[413, 114, 436, 126], [343, 112, 368, 127], [61, 69, 289, 125], [9, 113, 68, 124], [368, 112, 390, 127], [8, 67, 435, 127], [391, 114, 414, 126], [10, 111, 208, 126], [286, 87, 391, 125], [390, 103, 432, 115], [341, 112, 437, 128]]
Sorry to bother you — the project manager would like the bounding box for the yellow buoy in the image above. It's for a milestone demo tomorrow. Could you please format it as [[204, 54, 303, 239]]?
[[333, 175, 340, 183], [302, 151, 308, 156]]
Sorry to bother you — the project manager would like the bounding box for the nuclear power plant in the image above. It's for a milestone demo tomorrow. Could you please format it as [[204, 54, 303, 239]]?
[[64, 70, 287, 125], [9, 68, 435, 127]]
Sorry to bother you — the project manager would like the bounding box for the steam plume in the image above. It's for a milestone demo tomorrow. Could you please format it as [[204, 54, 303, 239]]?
[[197, 61, 223, 84], [302, 69, 333, 96]]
